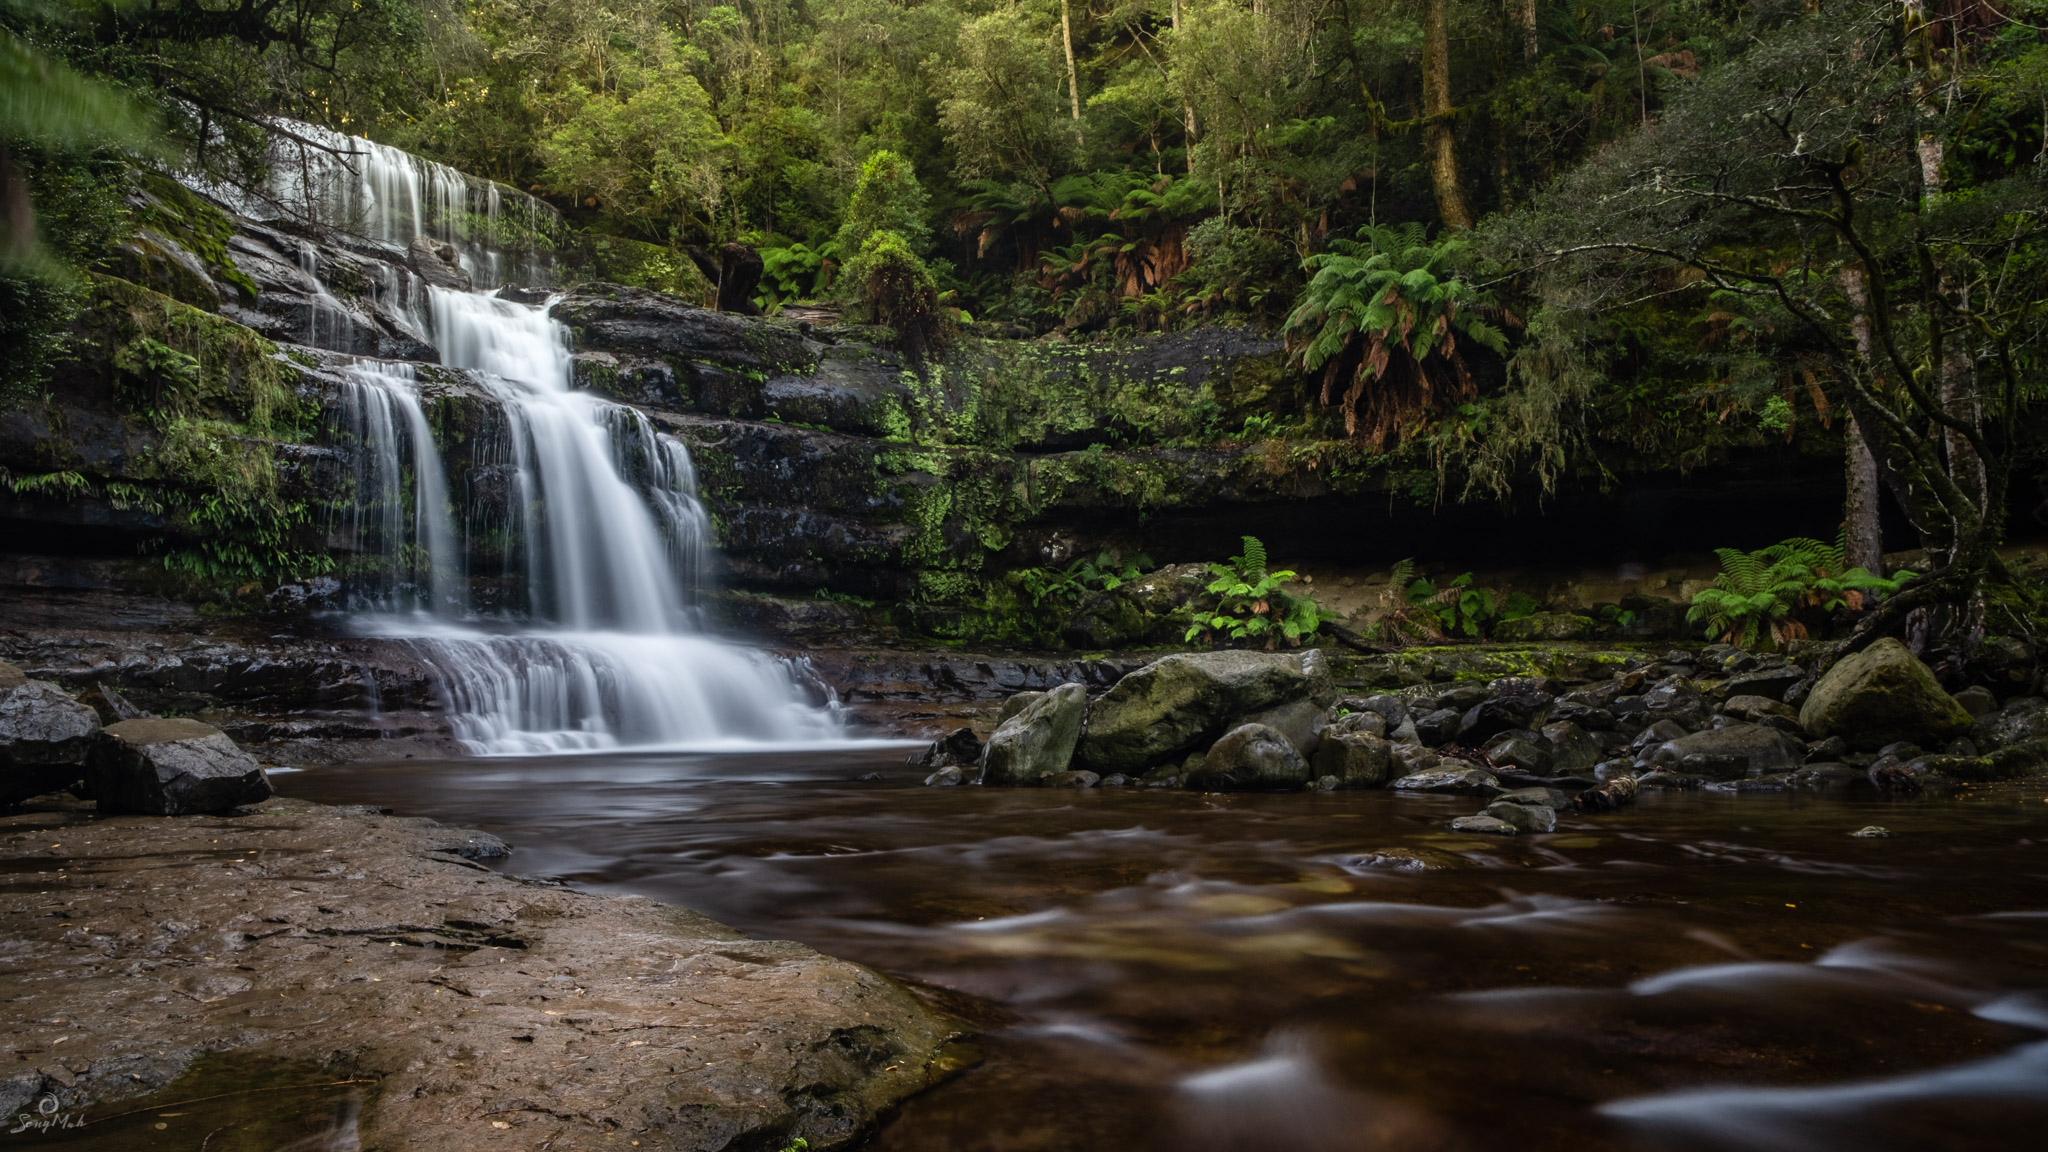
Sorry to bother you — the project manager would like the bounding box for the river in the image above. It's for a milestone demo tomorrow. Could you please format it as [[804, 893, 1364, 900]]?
[[284, 751, 2048, 1151]]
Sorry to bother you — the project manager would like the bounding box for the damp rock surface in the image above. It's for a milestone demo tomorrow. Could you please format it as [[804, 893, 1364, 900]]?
[[0, 796, 961, 1150]]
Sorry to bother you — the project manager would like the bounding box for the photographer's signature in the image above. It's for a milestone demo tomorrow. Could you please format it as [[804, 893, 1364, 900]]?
[[8, 1095, 84, 1135]]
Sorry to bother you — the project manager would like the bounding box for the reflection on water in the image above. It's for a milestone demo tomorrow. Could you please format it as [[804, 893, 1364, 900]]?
[[283, 750, 2048, 1151]]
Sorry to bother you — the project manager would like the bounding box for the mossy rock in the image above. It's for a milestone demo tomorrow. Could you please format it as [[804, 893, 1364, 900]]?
[[1799, 638, 1973, 752], [575, 235, 716, 304], [1492, 612, 1597, 642]]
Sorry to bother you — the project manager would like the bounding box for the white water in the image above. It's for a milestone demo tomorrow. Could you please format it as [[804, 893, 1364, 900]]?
[[270, 123, 842, 754]]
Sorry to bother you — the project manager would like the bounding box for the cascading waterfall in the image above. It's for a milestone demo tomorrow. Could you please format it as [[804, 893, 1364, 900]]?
[[270, 121, 842, 753]]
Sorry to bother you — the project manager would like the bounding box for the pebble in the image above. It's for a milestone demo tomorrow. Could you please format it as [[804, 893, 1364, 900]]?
[[1448, 814, 1519, 836], [1850, 825, 1892, 838]]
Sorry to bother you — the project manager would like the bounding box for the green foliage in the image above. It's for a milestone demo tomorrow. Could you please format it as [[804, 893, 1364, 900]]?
[[844, 229, 939, 358], [757, 240, 839, 307], [1184, 535, 1329, 647], [540, 58, 727, 238], [836, 149, 931, 258], [1010, 549, 1147, 609], [1285, 223, 1507, 447], [1687, 537, 1915, 650]]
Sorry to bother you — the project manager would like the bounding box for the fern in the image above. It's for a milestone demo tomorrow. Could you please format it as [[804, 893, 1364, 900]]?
[[1688, 534, 1916, 648], [1237, 535, 1267, 581]]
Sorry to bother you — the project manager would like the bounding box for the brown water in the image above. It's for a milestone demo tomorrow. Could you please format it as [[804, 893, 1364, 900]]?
[[283, 750, 2048, 1152]]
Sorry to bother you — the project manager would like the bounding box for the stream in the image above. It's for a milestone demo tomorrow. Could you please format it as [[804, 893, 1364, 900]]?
[[283, 750, 2048, 1151]]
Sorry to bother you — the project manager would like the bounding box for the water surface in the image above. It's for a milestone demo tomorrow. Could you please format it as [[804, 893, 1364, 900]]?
[[285, 752, 2048, 1151]]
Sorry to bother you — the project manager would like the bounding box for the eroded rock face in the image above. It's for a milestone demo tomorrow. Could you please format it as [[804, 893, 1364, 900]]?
[[1184, 723, 1309, 791], [1077, 650, 1331, 773], [0, 797, 961, 1150], [85, 717, 273, 815], [0, 662, 100, 807], [1799, 639, 1972, 751], [981, 682, 1087, 786]]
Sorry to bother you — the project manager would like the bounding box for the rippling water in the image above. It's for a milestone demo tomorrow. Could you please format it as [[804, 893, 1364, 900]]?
[[284, 752, 2048, 1151]]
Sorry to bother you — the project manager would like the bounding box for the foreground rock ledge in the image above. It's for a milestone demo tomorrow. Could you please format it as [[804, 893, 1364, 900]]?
[[0, 797, 963, 1149]]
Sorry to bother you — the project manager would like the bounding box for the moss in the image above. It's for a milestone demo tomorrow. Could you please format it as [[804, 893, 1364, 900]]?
[[129, 171, 260, 303], [574, 234, 717, 303], [85, 274, 307, 439]]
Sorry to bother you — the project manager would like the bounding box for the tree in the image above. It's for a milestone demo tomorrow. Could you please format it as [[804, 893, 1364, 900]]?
[[1422, 0, 1473, 230], [539, 60, 728, 240], [1495, 0, 2048, 654], [835, 148, 931, 257]]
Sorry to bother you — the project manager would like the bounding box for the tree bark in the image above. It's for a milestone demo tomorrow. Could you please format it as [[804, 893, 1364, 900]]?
[[1520, 0, 1539, 67], [1173, 0, 1197, 171], [1838, 265, 1883, 572], [1423, 0, 1474, 230], [1061, 0, 1085, 146]]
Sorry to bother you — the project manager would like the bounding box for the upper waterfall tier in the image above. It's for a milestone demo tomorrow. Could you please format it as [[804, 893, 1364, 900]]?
[[217, 119, 564, 291]]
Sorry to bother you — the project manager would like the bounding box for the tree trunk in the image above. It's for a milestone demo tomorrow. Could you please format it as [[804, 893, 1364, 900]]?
[[1, 144, 32, 259], [1061, 0, 1085, 146], [1173, 0, 1197, 172], [1423, 0, 1474, 230], [1838, 265, 1883, 573], [1520, 0, 1539, 67]]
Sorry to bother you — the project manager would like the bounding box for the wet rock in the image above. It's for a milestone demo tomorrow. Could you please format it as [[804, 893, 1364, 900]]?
[[918, 726, 983, 770], [1391, 766, 1502, 795], [1629, 719, 1691, 753], [1573, 774, 1639, 812], [1549, 700, 1617, 730], [1851, 825, 1893, 838], [1951, 685, 1998, 717], [1641, 680, 1710, 728], [81, 682, 151, 725], [1707, 773, 1794, 793], [1077, 650, 1330, 773], [997, 690, 1046, 725], [1313, 732, 1393, 788], [1185, 723, 1311, 791], [1043, 770, 1101, 788], [1806, 735, 1850, 761], [1099, 773, 1132, 787], [407, 236, 473, 291], [1718, 667, 1806, 702], [1350, 694, 1409, 731], [1642, 723, 1806, 781], [1972, 635, 2040, 698], [1720, 694, 1798, 724], [981, 682, 1087, 786], [1799, 638, 1973, 751], [1498, 786, 1570, 809], [1484, 799, 1558, 832], [1787, 763, 1861, 790], [1413, 707, 1463, 747], [1240, 698, 1328, 759], [1539, 721, 1602, 774], [1635, 770, 1702, 790], [1438, 683, 1492, 711], [83, 717, 273, 815], [924, 765, 964, 787], [1, 664, 100, 807], [1326, 709, 1387, 739], [1456, 692, 1553, 744], [1484, 735, 1552, 774], [1449, 814, 1519, 836], [1392, 744, 1441, 775], [1972, 697, 2048, 752]]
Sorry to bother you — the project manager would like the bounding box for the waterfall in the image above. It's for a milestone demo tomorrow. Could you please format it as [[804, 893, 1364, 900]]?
[[270, 122, 842, 753]]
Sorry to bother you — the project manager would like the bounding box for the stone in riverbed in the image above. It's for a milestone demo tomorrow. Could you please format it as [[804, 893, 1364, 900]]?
[[1719, 694, 1798, 724], [1485, 734, 1552, 774], [1456, 693, 1553, 744], [1540, 721, 1602, 774], [1951, 686, 1998, 717], [1449, 814, 1519, 836], [1973, 697, 2048, 752], [84, 718, 273, 815], [1641, 723, 1806, 780], [996, 690, 1045, 725], [1497, 786, 1570, 809], [1799, 638, 1972, 751], [1, 662, 101, 808], [1391, 766, 1501, 795], [1077, 650, 1330, 773], [1313, 731, 1393, 788], [1484, 799, 1557, 832], [981, 682, 1087, 786], [1184, 723, 1310, 791]]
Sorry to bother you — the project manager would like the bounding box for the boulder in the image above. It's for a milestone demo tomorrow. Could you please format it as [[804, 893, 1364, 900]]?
[[1184, 724, 1311, 791], [918, 726, 983, 770], [1413, 708, 1463, 747], [1312, 732, 1393, 788], [83, 682, 152, 725], [1539, 720, 1602, 774], [1326, 709, 1387, 740], [1076, 650, 1329, 772], [1456, 693, 1553, 744], [1951, 686, 1998, 718], [1240, 698, 1328, 759], [1641, 723, 1806, 780], [1799, 638, 1973, 751], [84, 718, 272, 815], [1391, 766, 1502, 795], [1484, 735, 1552, 774], [1973, 698, 2048, 752], [1498, 786, 1570, 809], [981, 683, 1088, 786], [407, 235, 473, 291], [1548, 700, 1617, 732], [1484, 799, 1558, 833], [1, 663, 101, 807], [996, 691, 1045, 725]]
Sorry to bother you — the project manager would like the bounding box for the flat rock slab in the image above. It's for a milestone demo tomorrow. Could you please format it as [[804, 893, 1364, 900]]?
[[0, 797, 961, 1149]]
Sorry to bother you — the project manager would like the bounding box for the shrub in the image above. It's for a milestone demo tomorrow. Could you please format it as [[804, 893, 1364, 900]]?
[[843, 229, 939, 361], [1185, 536, 1329, 648], [1687, 536, 1914, 649]]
